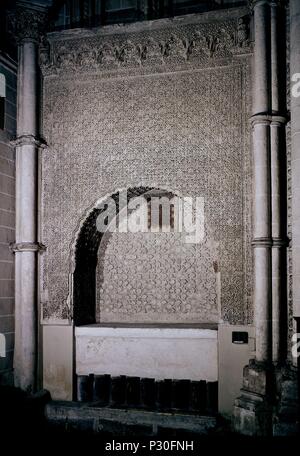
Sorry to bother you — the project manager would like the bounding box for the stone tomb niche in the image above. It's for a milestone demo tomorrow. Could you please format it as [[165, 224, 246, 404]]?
[[74, 188, 219, 397]]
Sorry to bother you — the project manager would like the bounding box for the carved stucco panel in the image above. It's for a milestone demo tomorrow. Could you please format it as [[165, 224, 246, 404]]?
[[41, 54, 251, 324], [96, 231, 220, 323]]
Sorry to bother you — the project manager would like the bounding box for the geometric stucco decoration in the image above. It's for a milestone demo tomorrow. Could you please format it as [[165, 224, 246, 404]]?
[[40, 8, 253, 326]]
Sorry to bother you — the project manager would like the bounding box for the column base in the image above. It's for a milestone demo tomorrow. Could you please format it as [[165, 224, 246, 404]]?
[[273, 363, 299, 436], [233, 359, 274, 436], [233, 391, 273, 436], [233, 360, 299, 436]]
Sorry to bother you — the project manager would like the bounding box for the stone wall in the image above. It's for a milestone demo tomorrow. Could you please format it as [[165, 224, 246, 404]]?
[[0, 54, 16, 385], [40, 7, 253, 326]]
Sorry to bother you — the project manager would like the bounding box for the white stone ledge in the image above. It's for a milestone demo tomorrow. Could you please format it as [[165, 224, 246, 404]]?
[[75, 325, 217, 339], [75, 325, 218, 381]]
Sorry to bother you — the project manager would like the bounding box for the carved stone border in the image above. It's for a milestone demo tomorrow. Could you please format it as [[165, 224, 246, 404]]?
[[40, 8, 252, 77]]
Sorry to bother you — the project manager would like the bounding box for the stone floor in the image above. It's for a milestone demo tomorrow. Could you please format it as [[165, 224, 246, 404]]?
[[45, 400, 218, 436], [0, 385, 299, 453]]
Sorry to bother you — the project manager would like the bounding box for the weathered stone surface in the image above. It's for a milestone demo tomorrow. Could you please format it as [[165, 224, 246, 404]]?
[[241, 361, 271, 396], [45, 400, 217, 435], [273, 364, 299, 436], [233, 394, 273, 437], [233, 361, 274, 436]]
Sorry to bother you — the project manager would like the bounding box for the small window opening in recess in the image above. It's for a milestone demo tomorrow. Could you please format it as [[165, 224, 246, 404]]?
[[0, 74, 6, 130]]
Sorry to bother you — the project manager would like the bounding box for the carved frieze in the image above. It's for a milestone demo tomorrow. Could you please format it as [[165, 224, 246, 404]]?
[[40, 15, 251, 76]]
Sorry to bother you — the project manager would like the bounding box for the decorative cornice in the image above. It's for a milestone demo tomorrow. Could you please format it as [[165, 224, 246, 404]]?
[[12, 6, 48, 44], [10, 242, 47, 253], [40, 14, 251, 76], [10, 134, 48, 148]]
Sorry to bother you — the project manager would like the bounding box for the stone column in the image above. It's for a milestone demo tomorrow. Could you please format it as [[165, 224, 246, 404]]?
[[290, 0, 300, 321], [12, 5, 47, 392], [271, 116, 286, 364], [233, 0, 274, 435], [290, 3, 300, 430], [270, 0, 287, 364], [234, 1, 298, 435], [251, 0, 272, 364]]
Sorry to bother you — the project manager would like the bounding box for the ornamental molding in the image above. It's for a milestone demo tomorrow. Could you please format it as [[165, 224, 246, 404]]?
[[250, 113, 289, 127], [11, 134, 48, 148], [10, 242, 47, 253], [40, 13, 251, 77]]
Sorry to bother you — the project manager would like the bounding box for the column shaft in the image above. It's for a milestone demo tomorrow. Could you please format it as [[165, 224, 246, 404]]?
[[252, 0, 272, 364], [290, 0, 300, 319], [252, 120, 272, 362], [17, 41, 38, 136], [270, 0, 287, 364], [271, 119, 286, 363], [14, 38, 39, 392], [253, 1, 271, 114]]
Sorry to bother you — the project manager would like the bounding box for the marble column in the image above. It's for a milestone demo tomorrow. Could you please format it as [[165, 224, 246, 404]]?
[[12, 6, 47, 392]]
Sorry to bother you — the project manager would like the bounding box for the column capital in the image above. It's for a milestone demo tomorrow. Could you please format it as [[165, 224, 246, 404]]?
[[249, 0, 286, 9], [13, 5, 48, 44]]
